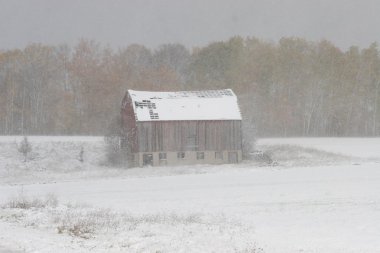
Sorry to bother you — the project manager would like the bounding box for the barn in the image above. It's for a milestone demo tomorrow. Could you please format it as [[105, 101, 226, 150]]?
[[121, 89, 243, 167]]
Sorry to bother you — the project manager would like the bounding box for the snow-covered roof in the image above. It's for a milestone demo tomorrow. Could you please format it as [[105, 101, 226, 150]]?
[[128, 89, 242, 121]]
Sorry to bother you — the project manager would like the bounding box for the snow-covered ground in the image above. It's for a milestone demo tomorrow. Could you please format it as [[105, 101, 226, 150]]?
[[1, 136, 380, 252]]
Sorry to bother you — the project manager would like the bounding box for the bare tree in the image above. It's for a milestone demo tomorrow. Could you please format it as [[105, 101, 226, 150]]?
[[242, 118, 256, 160], [18, 136, 32, 162], [104, 115, 134, 167]]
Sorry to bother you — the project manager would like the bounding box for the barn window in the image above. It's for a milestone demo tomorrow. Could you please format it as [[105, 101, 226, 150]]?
[[177, 152, 185, 159], [143, 154, 153, 166], [159, 153, 167, 166], [215, 152, 223, 160], [159, 153, 167, 160], [197, 152, 204, 160]]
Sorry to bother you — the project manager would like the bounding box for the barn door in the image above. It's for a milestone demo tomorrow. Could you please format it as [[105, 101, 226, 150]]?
[[143, 154, 153, 166], [228, 152, 238, 164], [185, 122, 197, 150]]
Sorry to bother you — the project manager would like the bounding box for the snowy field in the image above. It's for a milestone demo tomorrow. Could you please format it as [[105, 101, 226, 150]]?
[[0, 136, 380, 252]]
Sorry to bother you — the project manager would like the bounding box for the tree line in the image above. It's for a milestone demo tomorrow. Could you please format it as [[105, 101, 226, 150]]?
[[1, 37, 380, 136]]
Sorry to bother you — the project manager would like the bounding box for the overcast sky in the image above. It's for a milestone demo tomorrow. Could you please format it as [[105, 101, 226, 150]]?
[[0, 0, 379, 50]]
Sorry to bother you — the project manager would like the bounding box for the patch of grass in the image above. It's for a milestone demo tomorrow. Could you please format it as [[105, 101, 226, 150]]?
[[0, 195, 262, 251], [54, 210, 205, 239], [2, 192, 58, 209], [56, 208, 119, 239]]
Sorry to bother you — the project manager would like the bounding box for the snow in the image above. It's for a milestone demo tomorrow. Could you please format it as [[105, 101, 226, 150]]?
[[128, 89, 242, 121], [1, 136, 380, 252]]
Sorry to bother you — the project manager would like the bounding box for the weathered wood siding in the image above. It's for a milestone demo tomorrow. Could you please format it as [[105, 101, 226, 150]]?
[[136, 120, 242, 152], [121, 93, 138, 152]]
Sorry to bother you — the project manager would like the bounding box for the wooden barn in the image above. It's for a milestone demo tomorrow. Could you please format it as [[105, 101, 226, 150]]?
[[121, 89, 243, 167]]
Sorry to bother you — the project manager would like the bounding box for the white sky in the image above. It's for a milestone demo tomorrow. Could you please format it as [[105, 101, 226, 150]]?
[[0, 0, 379, 50]]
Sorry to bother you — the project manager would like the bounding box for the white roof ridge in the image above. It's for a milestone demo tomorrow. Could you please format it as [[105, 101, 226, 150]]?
[[128, 89, 237, 100], [128, 89, 242, 121]]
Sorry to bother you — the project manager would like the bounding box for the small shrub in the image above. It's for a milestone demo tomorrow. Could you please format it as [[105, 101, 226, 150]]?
[[78, 146, 84, 163], [250, 150, 274, 164], [18, 136, 32, 162], [57, 222, 94, 239]]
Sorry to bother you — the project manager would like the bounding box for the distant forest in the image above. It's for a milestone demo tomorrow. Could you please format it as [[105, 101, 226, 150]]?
[[1, 37, 380, 136]]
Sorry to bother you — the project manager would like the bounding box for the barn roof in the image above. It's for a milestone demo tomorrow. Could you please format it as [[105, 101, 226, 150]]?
[[127, 89, 242, 121]]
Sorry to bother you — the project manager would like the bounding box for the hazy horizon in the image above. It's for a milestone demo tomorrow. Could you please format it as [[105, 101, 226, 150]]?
[[1, 0, 380, 50]]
